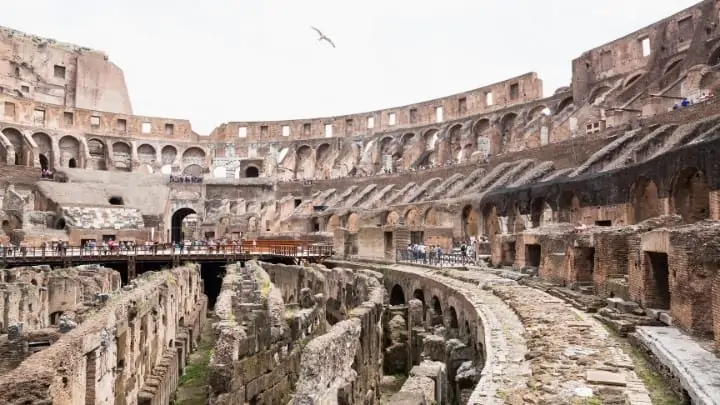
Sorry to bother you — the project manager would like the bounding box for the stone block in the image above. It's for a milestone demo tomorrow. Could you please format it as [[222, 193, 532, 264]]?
[[659, 311, 673, 326], [585, 369, 627, 387]]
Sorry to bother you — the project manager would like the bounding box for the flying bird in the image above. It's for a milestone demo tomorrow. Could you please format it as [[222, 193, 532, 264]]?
[[311, 26, 336, 48]]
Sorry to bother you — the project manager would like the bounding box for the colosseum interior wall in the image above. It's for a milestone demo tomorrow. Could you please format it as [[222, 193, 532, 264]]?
[[1, 1, 720, 404]]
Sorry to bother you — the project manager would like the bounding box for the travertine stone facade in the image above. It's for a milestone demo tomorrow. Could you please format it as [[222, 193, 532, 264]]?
[[0, 264, 207, 405]]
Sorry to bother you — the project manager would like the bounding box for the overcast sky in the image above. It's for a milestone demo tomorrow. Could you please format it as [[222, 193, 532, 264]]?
[[3, 0, 700, 134]]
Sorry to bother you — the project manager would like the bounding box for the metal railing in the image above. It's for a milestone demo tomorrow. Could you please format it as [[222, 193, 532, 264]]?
[[395, 249, 472, 267], [0, 244, 335, 260]]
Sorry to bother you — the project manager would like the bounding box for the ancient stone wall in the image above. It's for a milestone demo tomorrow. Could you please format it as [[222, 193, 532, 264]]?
[[0, 264, 120, 334], [0, 264, 207, 405], [292, 267, 384, 405], [209, 261, 325, 405]]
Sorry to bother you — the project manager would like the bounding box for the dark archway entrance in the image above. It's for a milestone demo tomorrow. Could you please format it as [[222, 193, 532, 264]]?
[[39, 154, 49, 170], [68, 158, 77, 168], [245, 166, 259, 178], [171, 208, 196, 243]]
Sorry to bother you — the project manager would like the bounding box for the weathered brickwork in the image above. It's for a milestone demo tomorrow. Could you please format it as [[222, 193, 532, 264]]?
[[0, 264, 206, 405]]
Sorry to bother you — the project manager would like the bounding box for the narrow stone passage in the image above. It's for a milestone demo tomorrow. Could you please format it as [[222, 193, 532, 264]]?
[[174, 313, 216, 405]]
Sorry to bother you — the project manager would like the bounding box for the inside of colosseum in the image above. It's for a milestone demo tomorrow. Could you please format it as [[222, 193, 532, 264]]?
[[5, 1, 720, 404]]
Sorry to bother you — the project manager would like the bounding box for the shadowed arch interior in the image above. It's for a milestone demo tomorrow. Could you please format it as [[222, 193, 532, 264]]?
[[245, 166, 259, 178], [389, 284, 405, 306], [171, 208, 196, 243]]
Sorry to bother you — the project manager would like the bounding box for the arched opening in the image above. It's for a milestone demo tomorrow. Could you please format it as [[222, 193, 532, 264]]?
[[556, 97, 574, 114], [1, 220, 9, 232], [389, 284, 405, 306], [108, 196, 124, 206], [664, 59, 683, 75], [481, 204, 500, 237], [671, 167, 710, 223], [527, 105, 550, 120], [449, 307, 459, 329], [182, 164, 203, 177], [710, 46, 720, 66], [530, 197, 552, 228], [171, 208, 197, 243], [430, 296, 443, 326], [558, 191, 580, 223], [32, 132, 54, 169], [588, 86, 610, 105], [39, 154, 49, 170], [55, 218, 66, 230], [461, 205, 479, 238], [630, 176, 661, 224], [401, 133, 415, 146], [2, 128, 27, 166], [50, 311, 63, 326], [68, 158, 77, 168], [87, 138, 107, 170], [624, 74, 642, 88], [412, 289, 425, 305], [112, 142, 132, 171], [245, 166, 259, 178], [499, 113, 518, 147], [295, 145, 314, 179]]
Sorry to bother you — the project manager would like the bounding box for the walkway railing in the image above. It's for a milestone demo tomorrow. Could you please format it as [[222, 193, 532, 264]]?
[[395, 249, 472, 267], [0, 244, 335, 260]]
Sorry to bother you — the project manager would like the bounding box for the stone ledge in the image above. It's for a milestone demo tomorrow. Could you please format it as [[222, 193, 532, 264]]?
[[631, 326, 720, 405]]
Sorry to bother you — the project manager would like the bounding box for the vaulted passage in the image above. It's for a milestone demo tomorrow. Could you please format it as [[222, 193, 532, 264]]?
[[645, 252, 670, 310], [630, 176, 661, 224], [671, 167, 709, 223], [171, 208, 196, 243]]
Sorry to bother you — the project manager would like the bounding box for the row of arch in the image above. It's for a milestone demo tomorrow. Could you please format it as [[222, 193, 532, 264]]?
[[388, 283, 473, 345], [318, 166, 709, 241], [0, 127, 208, 173]]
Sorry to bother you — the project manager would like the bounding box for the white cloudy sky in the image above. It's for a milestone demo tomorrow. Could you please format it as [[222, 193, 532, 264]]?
[[3, 0, 700, 134]]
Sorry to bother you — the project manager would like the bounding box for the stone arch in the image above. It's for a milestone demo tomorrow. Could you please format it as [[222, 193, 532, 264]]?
[[245, 166, 260, 178], [663, 58, 684, 76], [347, 213, 359, 233], [58, 135, 81, 168], [527, 105, 550, 120], [461, 205, 479, 238], [709, 44, 720, 66], [171, 208, 196, 243], [327, 215, 341, 233], [424, 207, 439, 227], [295, 145, 314, 179], [137, 144, 156, 164], [401, 133, 415, 148], [389, 284, 405, 306], [3, 128, 27, 165], [588, 86, 611, 105], [530, 197, 553, 227], [430, 296, 443, 326], [499, 113, 518, 147], [556, 97, 574, 114], [472, 119, 490, 137], [558, 190, 580, 223], [112, 141, 132, 171], [448, 306, 459, 329], [508, 205, 527, 233], [412, 289, 425, 305], [182, 147, 206, 166], [161, 145, 178, 165], [423, 129, 440, 150], [379, 137, 394, 155], [623, 73, 643, 88], [481, 204, 500, 237], [316, 143, 331, 161], [629, 176, 661, 224], [404, 207, 422, 227], [87, 138, 107, 170], [32, 132, 53, 169], [670, 167, 710, 223], [385, 211, 400, 226], [183, 164, 203, 177]]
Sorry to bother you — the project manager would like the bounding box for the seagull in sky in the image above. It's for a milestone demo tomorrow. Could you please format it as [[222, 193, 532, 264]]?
[[311, 26, 336, 48]]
